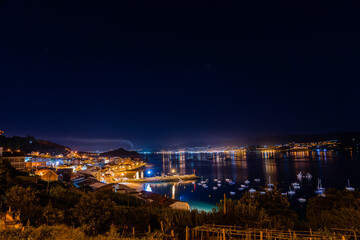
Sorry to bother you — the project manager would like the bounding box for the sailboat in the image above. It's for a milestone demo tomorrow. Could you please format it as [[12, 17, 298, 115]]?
[[267, 176, 274, 187], [297, 172, 303, 180], [345, 179, 355, 191], [315, 178, 325, 196]]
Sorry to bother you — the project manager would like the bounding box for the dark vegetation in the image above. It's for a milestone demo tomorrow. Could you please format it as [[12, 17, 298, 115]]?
[[99, 148, 140, 158], [1, 160, 360, 239], [0, 135, 70, 155]]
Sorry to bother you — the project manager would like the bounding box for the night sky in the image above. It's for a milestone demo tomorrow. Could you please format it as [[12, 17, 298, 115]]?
[[1, 1, 360, 151]]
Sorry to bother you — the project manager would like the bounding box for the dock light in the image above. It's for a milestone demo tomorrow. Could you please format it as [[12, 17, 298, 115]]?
[[172, 169, 175, 173], [147, 170, 151, 174]]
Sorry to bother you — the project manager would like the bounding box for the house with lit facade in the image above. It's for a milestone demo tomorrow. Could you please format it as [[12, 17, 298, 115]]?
[[0, 147, 26, 170]]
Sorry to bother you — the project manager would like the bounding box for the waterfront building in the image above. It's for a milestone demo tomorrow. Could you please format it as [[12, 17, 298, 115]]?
[[0, 149, 26, 170], [140, 191, 190, 210]]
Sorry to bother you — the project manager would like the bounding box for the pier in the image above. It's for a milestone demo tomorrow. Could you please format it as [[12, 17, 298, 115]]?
[[119, 174, 199, 183]]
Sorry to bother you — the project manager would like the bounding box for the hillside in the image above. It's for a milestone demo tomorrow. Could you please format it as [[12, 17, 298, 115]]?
[[99, 148, 140, 158], [162, 131, 360, 150], [246, 132, 360, 146], [0, 135, 70, 155]]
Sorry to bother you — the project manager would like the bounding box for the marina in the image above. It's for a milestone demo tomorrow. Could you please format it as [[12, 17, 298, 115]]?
[[141, 150, 360, 211]]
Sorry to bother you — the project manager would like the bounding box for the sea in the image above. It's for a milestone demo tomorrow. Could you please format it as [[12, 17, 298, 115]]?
[[139, 150, 360, 212]]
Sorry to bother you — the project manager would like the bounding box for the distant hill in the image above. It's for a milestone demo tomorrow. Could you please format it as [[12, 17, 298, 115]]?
[[162, 132, 360, 150], [246, 132, 360, 146], [99, 148, 140, 158], [0, 135, 70, 155]]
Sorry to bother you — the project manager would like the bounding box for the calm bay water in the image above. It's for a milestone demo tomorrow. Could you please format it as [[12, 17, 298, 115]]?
[[142, 151, 360, 212]]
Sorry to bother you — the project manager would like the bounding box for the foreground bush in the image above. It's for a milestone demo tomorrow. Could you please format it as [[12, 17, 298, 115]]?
[[0, 225, 85, 240], [0, 225, 173, 240], [215, 189, 297, 229], [307, 188, 360, 230]]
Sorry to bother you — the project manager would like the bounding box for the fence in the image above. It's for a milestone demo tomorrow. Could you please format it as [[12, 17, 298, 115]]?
[[187, 225, 358, 240]]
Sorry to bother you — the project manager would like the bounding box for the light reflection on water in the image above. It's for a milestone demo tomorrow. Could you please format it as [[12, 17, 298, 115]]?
[[142, 151, 360, 212]]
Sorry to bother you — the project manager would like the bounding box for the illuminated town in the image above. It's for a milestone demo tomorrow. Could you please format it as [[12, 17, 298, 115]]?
[[1, 0, 360, 239]]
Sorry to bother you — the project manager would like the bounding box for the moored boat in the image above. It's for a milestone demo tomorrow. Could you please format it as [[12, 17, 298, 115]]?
[[345, 179, 355, 191], [298, 198, 306, 203], [249, 188, 256, 193]]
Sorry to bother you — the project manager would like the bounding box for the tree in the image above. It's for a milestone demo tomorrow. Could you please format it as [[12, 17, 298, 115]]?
[[216, 189, 297, 229], [307, 189, 360, 230], [0, 159, 17, 186], [49, 185, 83, 209], [244, 189, 297, 229], [72, 192, 116, 235], [5, 185, 42, 225], [42, 201, 64, 225]]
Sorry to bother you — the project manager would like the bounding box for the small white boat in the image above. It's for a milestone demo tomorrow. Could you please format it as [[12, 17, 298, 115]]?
[[244, 180, 250, 185], [292, 183, 301, 190], [217, 183, 221, 187], [214, 178, 218, 182], [230, 191, 236, 195], [197, 183, 202, 186], [202, 184, 208, 188], [225, 178, 231, 182], [346, 179, 355, 191], [240, 184, 246, 188], [267, 176, 274, 187], [267, 188, 272, 191], [288, 187, 296, 195], [213, 186, 218, 190], [260, 191, 266, 195], [249, 188, 256, 193], [298, 198, 306, 203], [238, 187, 244, 191], [281, 192, 287, 196], [316, 178, 325, 195], [297, 172, 303, 180], [254, 178, 260, 182], [217, 180, 222, 183], [200, 181, 206, 184]]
